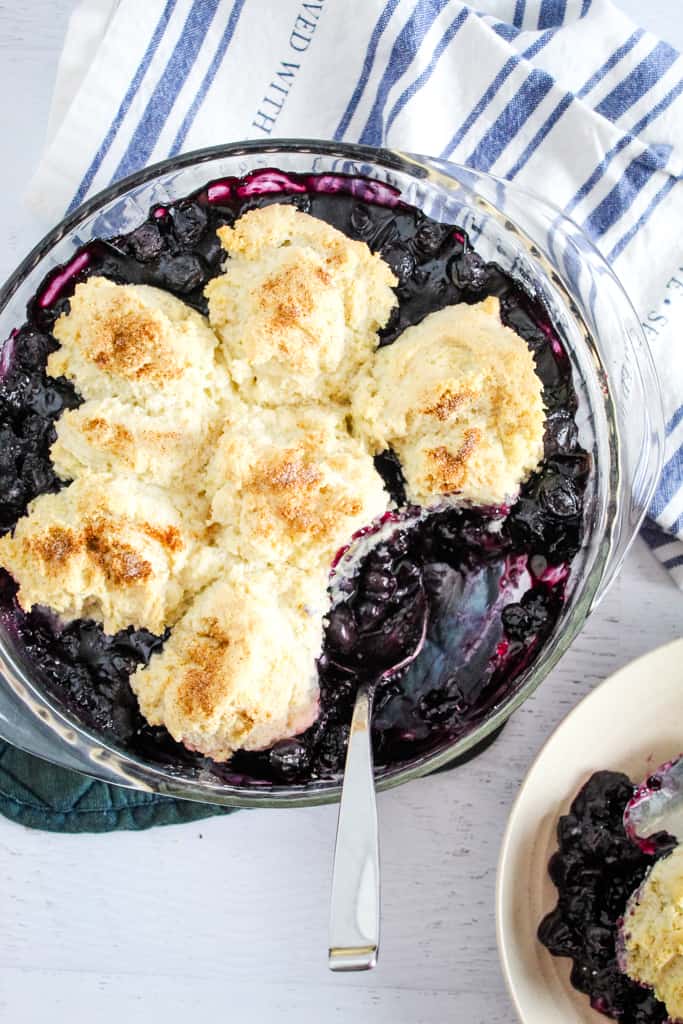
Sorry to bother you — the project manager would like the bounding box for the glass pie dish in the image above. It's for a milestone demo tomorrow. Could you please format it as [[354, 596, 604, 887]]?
[[0, 140, 663, 808]]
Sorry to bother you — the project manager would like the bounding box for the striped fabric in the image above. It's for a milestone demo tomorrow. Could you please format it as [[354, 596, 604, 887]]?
[[29, 0, 683, 584]]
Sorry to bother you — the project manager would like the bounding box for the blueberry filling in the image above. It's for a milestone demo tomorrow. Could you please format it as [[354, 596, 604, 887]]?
[[539, 771, 676, 1023], [0, 169, 589, 784]]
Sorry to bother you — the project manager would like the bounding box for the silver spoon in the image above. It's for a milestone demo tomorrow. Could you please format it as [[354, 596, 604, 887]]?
[[328, 581, 428, 972], [624, 754, 683, 848]]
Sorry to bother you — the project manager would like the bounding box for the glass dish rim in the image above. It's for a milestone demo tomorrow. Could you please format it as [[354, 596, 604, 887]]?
[[0, 138, 662, 808]]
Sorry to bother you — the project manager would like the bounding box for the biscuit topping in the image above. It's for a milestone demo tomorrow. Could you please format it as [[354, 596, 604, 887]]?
[[130, 566, 323, 761], [49, 276, 225, 415], [352, 296, 545, 508], [0, 474, 211, 634], [50, 396, 221, 490], [622, 845, 683, 1020], [205, 204, 397, 405], [208, 404, 389, 570]]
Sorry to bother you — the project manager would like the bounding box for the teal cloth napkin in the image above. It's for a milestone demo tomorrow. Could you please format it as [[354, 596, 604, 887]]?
[[0, 741, 233, 832]]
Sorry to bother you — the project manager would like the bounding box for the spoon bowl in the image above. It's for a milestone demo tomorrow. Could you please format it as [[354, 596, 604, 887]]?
[[625, 755, 683, 848]]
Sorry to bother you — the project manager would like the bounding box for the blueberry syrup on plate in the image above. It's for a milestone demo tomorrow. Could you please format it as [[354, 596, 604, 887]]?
[[0, 169, 589, 784], [539, 771, 676, 1023]]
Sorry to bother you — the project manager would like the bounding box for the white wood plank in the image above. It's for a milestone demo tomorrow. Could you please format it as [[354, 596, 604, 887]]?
[[0, 970, 516, 1024]]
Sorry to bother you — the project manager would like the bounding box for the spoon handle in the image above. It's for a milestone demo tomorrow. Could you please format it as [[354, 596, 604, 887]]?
[[328, 681, 380, 972]]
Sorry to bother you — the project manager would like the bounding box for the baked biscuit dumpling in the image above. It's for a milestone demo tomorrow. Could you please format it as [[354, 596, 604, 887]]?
[[0, 474, 218, 634], [49, 277, 226, 415], [131, 565, 324, 761], [204, 204, 397, 405], [207, 404, 390, 570], [352, 297, 545, 508], [51, 396, 221, 491], [622, 845, 683, 1020]]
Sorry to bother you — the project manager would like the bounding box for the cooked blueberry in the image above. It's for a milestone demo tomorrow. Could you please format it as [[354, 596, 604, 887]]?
[[540, 475, 579, 518], [0, 477, 25, 507], [18, 414, 50, 446], [15, 329, 50, 370], [356, 599, 384, 630], [268, 738, 311, 782], [417, 688, 463, 725], [157, 253, 204, 293], [196, 230, 224, 267], [500, 296, 548, 349], [350, 203, 375, 239], [0, 424, 24, 463], [448, 250, 488, 291], [501, 603, 530, 640], [551, 453, 591, 480], [28, 384, 67, 418], [543, 379, 574, 413], [362, 570, 396, 601], [520, 590, 553, 633], [114, 626, 166, 665], [537, 908, 578, 956], [49, 375, 81, 412], [97, 254, 130, 284], [0, 370, 34, 415], [505, 498, 546, 547], [128, 222, 164, 261], [48, 297, 72, 322], [319, 672, 356, 709], [110, 703, 136, 740], [372, 216, 400, 253], [326, 604, 357, 655], [415, 220, 447, 257], [556, 813, 582, 849], [394, 559, 422, 596], [287, 193, 312, 214], [316, 724, 350, 774], [172, 204, 208, 248], [381, 244, 415, 283], [21, 453, 56, 495]]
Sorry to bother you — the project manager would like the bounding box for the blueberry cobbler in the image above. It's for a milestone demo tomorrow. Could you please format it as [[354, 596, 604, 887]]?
[[539, 767, 683, 1023], [0, 169, 589, 783]]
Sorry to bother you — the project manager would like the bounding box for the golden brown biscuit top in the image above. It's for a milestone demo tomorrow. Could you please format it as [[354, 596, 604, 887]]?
[[77, 293, 183, 383], [246, 442, 362, 541], [0, 474, 216, 635], [207, 404, 389, 569], [424, 431, 483, 493], [352, 296, 545, 508], [623, 844, 683, 1019], [216, 202, 368, 267], [260, 259, 331, 331], [48, 277, 226, 417], [205, 204, 398, 406], [130, 568, 323, 761]]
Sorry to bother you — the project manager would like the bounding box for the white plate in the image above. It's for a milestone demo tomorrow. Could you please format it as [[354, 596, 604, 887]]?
[[496, 637, 683, 1023]]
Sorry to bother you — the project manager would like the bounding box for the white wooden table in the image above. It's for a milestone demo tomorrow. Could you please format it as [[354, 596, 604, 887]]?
[[0, 3, 681, 1022]]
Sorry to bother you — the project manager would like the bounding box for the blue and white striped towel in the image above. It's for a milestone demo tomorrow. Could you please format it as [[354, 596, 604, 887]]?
[[28, 0, 683, 584]]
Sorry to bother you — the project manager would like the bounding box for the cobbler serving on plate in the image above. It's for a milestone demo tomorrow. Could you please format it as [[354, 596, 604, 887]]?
[[539, 766, 683, 1024], [0, 169, 589, 784]]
